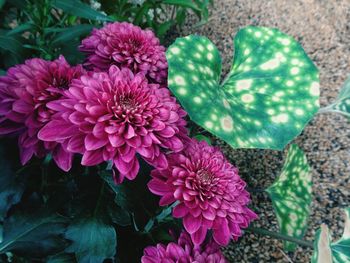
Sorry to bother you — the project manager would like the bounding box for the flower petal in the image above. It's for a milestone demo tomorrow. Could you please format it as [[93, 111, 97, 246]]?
[[148, 179, 171, 196], [81, 150, 104, 166], [84, 133, 108, 151], [173, 203, 189, 218], [183, 214, 201, 234], [191, 226, 207, 245], [53, 146, 73, 172], [213, 218, 230, 246], [38, 120, 77, 141]]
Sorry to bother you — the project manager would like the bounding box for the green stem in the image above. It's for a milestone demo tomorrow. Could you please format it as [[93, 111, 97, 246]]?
[[246, 227, 313, 248]]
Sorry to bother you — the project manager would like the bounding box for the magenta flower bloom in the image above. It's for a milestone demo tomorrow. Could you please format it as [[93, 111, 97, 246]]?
[[148, 139, 257, 246], [142, 230, 227, 263], [0, 56, 85, 171], [39, 65, 188, 183], [79, 22, 167, 84]]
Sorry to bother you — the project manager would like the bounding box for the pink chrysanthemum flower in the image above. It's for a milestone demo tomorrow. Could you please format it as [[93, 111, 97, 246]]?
[[79, 22, 167, 84], [142, 230, 227, 263], [148, 139, 257, 246], [0, 56, 85, 171], [38, 65, 187, 183]]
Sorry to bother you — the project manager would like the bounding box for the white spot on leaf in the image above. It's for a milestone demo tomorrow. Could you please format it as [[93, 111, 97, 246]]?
[[310, 82, 320, 96], [260, 58, 280, 70], [235, 79, 253, 91], [221, 115, 234, 132]]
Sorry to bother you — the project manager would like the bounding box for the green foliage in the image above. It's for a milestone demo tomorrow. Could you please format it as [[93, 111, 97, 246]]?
[[100, 0, 212, 40], [65, 217, 116, 263], [0, 144, 26, 221], [312, 208, 350, 263], [193, 134, 212, 144], [100, 160, 160, 231], [166, 26, 320, 150], [0, 0, 104, 68], [0, 209, 69, 258], [52, 0, 113, 21], [319, 74, 350, 117], [51, 24, 95, 46], [266, 144, 312, 251], [0, 0, 211, 71]]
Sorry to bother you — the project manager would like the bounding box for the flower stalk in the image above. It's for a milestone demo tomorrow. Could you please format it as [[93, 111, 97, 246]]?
[[246, 226, 313, 248]]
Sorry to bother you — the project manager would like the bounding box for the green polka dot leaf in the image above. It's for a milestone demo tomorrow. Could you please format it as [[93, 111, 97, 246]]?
[[266, 144, 312, 251], [166, 26, 319, 150], [320, 75, 350, 117], [312, 208, 350, 263]]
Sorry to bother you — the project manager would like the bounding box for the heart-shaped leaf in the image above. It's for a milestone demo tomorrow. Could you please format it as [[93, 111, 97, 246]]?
[[320, 75, 350, 117], [312, 208, 350, 263], [167, 26, 319, 150], [266, 144, 312, 251], [65, 217, 116, 263]]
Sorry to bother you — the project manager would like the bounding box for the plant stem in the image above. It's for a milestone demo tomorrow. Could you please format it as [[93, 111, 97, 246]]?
[[246, 227, 314, 248]]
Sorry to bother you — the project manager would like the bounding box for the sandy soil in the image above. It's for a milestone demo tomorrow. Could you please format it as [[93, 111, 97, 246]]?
[[178, 0, 350, 262]]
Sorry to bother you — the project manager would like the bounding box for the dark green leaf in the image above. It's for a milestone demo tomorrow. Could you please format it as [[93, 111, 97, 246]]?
[[52, 24, 94, 46], [163, 0, 201, 12], [65, 217, 116, 263], [100, 160, 158, 230], [108, 205, 130, 227], [52, 0, 113, 21], [156, 20, 174, 38], [0, 0, 5, 10], [0, 35, 23, 55], [166, 26, 319, 150], [6, 23, 34, 36], [47, 253, 76, 263], [175, 8, 186, 26], [133, 3, 151, 25], [0, 210, 68, 257], [44, 27, 72, 34], [193, 134, 212, 145], [7, 0, 25, 8], [0, 164, 26, 221], [266, 144, 312, 251]]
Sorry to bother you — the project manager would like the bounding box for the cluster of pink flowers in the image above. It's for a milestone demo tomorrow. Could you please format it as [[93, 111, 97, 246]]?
[[142, 231, 227, 263], [0, 21, 257, 262], [0, 22, 185, 181]]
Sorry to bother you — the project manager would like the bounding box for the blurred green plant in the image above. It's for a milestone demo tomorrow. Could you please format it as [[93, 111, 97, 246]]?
[[0, 0, 212, 73], [100, 0, 212, 40]]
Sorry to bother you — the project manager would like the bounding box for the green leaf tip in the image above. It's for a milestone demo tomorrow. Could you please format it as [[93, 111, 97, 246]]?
[[320, 74, 350, 117], [266, 144, 312, 251], [312, 208, 350, 263], [167, 26, 320, 150]]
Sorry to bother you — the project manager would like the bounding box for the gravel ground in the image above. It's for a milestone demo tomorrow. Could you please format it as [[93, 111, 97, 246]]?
[[177, 0, 350, 262]]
